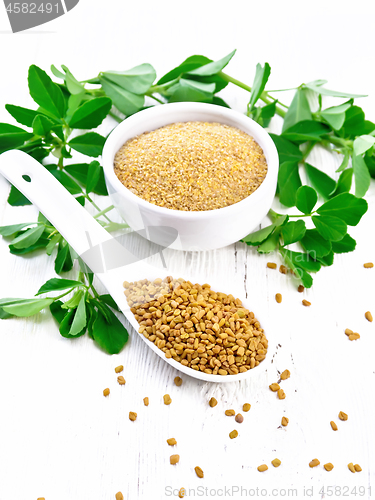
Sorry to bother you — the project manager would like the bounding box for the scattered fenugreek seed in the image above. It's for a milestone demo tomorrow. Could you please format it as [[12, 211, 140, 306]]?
[[365, 311, 373, 322], [324, 463, 334, 471], [275, 293, 282, 303], [195, 466, 204, 478], [281, 417, 289, 426], [117, 376, 126, 385], [209, 397, 218, 408], [349, 333, 360, 341], [125, 277, 268, 376], [143, 397, 149, 406], [163, 394, 172, 405], [129, 412, 137, 421], [278, 389, 286, 400], [170, 454, 180, 465], [115, 365, 123, 373], [348, 463, 356, 473], [339, 411, 348, 421], [345, 328, 353, 336], [229, 429, 238, 439], [225, 409, 235, 416], [235, 414, 244, 424], [272, 458, 281, 467], [330, 421, 338, 431], [297, 285, 304, 293], [243, 403, 251, 412], [279, 265, 287, 274], [269, 383, 280, 392], [115, 492, 124, 500], [267, 262, 277, 269], [302, 300, 311, 307], [174, 376, 183, 386], [179, 488, 185, 498], [257, 464, 268, 472], [364, 262, 374, 268], [354, 464, 362, 472], [167, 438, 177, 446], [114, 122, 267, 211], [103, 388, 110, 397], [280, 369, 290, 380], [309, 459, 320, 468]]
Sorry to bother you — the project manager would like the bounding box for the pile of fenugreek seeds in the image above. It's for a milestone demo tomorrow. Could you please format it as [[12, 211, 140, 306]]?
[[123, 276, 268, 375], [113, 121, 268, 211]]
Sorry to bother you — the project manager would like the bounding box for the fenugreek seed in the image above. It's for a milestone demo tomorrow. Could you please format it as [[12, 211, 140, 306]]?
[[280, 369, 290, 380], [143, 397, 149, 406], [330, 421, 338, 431], [309, 459, 320, 468], [163, 394, 172, 405], [209, 397, 217, 408], [225, 409, 235, 416], [348, 463, 356, 473], [115, 365, 123, 373], [257, 464, 268, 472], [365, 311, 373, 322], [364, 262, 374, 268], [345, 328, 353, 336], [114, 122, 267, 211], [269, 383, 280, 392], [129, 412, 137, 421], [195, 466, 204, 478], [275, 293, 282, 303], [167, 438, 177, 446], [170, 454, 180, 465], [281, 417, 289, 426], [174, 376, 183, 386], [272, 458, 281, 467], [117, 376, 126, 385], [37, 498, 45, 500], [267, 262, 277, 269], [324, 463, 334, 471], [115, 493, 124, 500], [349, 333, 360, 341], [243, 403, 251, 412], [297, 285, 304, 293], [229, 429, 238, 439], [354, 464, 362, 472], [103, 388, 110, 397], [302, 300, 311, 307], [235, 413, 244, 424], [279, 265, 287, 274], [179, 488, 185, 498], [339, 411, 348, 421], [278, 389, 286, 400], [125, 277, 268, 376]]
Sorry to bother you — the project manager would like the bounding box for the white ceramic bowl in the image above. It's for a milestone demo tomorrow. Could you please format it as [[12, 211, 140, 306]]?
[[102, 102, 279, 251]]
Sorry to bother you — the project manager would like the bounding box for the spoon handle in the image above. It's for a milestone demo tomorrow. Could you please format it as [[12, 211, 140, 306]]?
[[0, 150, 117, 253]]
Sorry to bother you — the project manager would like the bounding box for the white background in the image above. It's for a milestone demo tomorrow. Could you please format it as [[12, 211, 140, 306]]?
[[0, 1, 374, 499]]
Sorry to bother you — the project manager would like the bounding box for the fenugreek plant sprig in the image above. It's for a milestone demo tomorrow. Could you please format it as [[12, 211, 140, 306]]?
[[0, 49, 373, 351]]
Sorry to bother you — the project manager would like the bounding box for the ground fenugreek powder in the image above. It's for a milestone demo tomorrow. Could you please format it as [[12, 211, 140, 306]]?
[[124, 276, 268, 375], [114, 121, 268, 211]]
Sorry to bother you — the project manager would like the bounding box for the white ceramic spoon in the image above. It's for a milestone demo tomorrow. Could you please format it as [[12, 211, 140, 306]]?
[[0, 150, 274, 383]]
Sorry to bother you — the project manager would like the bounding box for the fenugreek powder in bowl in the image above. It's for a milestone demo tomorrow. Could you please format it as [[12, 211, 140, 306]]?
[[102, 102, 279, 251]]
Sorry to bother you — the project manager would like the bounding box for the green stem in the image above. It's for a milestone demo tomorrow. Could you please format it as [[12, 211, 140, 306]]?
[[89, 281, 101, 299], [219, 71, 287, 117], [147, 93, 164, 104], [109, 110, 122, 123], [93, 205, 115, 219], [302, 141, 315, 162], [85, 193, 112, 223]]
